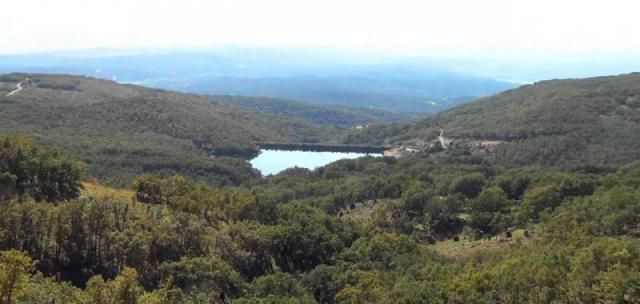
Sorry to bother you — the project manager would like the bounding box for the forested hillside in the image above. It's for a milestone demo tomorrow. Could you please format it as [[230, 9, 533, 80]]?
[[0, 73, 339, 186], [216, 96, 420, 127], [0, 134, 639, 303], [3, 0, 640, 301], [346, 73, 640, 167], [1, 72, 640, 303]]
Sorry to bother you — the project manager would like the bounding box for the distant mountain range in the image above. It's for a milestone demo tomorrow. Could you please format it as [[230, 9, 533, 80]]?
[[0, 49, 517, 112]]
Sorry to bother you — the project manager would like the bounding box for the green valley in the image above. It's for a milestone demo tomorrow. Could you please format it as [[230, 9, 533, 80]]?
[[1, 72, 640, 304]]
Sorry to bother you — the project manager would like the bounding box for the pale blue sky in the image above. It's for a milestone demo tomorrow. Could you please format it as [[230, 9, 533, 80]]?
[[3, 0, 640, 59]]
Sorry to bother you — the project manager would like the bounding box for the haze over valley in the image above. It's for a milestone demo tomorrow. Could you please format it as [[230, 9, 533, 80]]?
[[0, 49, 521, 113]]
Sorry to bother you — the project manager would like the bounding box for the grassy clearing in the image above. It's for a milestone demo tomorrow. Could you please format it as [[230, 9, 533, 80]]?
[[432, 229, 535, 259], [81, 181, 135, 202]]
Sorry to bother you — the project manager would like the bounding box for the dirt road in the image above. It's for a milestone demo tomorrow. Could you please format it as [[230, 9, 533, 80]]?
[[6, 81, 23, 97]]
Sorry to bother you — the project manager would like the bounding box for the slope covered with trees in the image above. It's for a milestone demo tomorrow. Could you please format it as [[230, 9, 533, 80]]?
[[0, 136, 639, 303], [345, 73, 640, 167], [216, 95, 420, 127], [0, 73, 339, 186], [0, 134, 84, 202], [1, 72, 640, 303]]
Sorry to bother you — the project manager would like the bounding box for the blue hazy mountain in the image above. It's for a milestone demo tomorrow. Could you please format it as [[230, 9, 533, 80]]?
[[0, 48, 517, 112]]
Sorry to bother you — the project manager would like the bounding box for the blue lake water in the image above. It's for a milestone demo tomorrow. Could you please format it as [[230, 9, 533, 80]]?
[[250, 149, 381, 175]]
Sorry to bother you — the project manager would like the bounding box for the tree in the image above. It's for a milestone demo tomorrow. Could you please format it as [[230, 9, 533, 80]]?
[[113, 267, 143, 304], [518, 184, 562, 222], [0, 135, 84, 202], [468, 187, 511, 236], [247, 272, 314, 300], [400, 180, 430, 217], [302, 265, 348, 304], [158, 256, 244, 299], [449, 174, 486, 199], [0, 173, 16, 201], [339, 233, 418, 271], [255, 203, 348, 273], [85, 275, 110, 304], [17, 273, 85, 304], [132, 176, 164, 205], [496, 175, 531, 200], [0, 250, 35, 304]]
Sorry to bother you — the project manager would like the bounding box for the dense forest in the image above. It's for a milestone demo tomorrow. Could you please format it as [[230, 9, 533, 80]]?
[[1, 72, 640, 303], [0, 74, 348, 186], [1, 133, 639, 303], [215, 96, 420, 127], [345, 73, 640, 167]]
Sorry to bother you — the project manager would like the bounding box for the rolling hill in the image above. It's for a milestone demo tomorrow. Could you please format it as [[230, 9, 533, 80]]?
[[1, 72, 640, 304], [345, 73, 640, 167], [216, 95, 421, 127], [0, 73, 340, 185]]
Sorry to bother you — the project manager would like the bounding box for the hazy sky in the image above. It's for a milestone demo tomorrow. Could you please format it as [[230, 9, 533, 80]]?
[[3, 0, 640, 58]]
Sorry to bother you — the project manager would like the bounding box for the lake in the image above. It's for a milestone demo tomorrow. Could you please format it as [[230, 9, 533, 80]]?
[[250, 149, 382, 175]]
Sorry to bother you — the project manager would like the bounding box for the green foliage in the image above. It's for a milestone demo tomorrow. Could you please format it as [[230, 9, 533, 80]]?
[[0, 172, 16, 201], [220, 95, 418, 127], [85, 275, 111, 304], [19, 273, 86, 304], [542, 185, 640, 240], [301, 265, 349, 304], [112, 267, 144, 304], [449, 173, 485, 198], [0, 134, 85, 202], [496, 174, 530, 200], [447, 237, 640, 303], [239, 272, 316, 303], [468, 187, 511, 236], [5, 70, 640, 304], [346, 73, 640, 168], [339, 233, 419, 271], [158, 256, 244, 298], [399, 181, 431, 217], [132, 175, 227, 215], [255, 203, 351, 273], [0, 250, 35, 304], [1, 128, 640, 303], [518, 184, 562, 222], [81, 267, 171, 304], [0, 74, 339, 187]]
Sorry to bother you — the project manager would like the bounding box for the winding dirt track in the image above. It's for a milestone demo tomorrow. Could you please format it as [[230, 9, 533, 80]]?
[[6, 81, 23, 97], [438, 128, 449, 149]]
